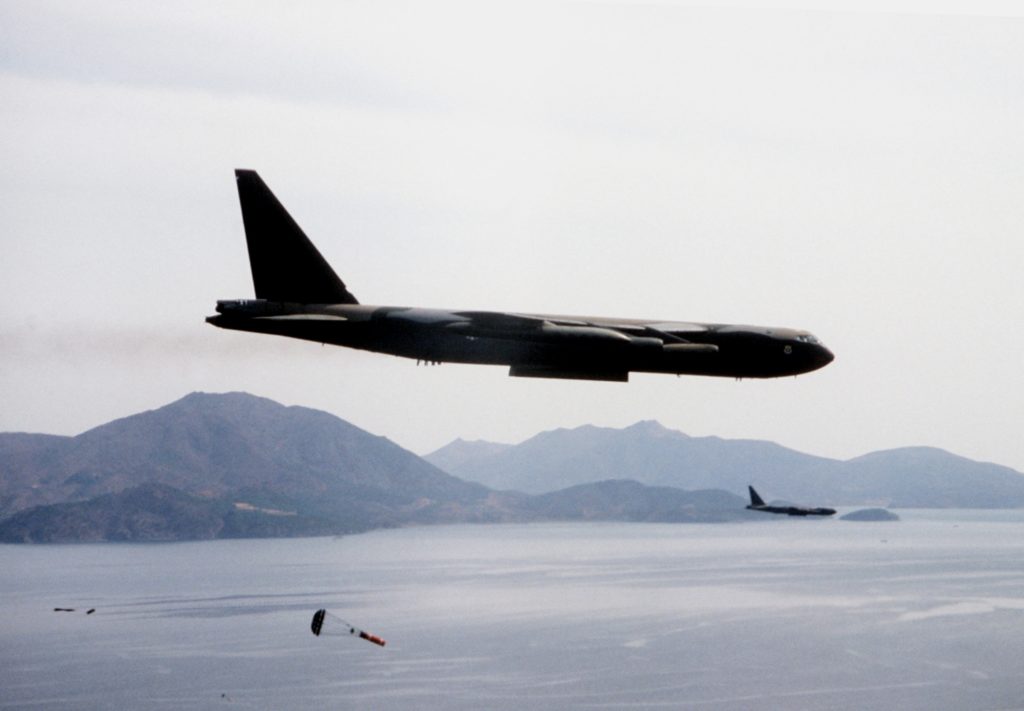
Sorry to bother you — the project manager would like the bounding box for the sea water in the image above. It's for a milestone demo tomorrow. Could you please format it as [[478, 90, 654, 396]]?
[[3, 511, 1024, 710]]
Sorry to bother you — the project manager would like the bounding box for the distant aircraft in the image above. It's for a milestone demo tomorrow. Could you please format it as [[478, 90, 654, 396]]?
[[746, 486, 836, 517], [207, 170, 835, 382]]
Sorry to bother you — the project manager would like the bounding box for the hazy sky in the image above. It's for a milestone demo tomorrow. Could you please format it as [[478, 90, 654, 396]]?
[[3, 1, 1023, 471]]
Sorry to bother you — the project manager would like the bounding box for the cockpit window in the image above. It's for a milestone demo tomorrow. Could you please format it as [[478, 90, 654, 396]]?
[[796, 334, 820, 345]]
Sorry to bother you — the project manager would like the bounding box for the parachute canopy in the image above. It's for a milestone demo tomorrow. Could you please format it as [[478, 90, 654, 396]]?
[[311, 609, 326, 636], [310, 609, 386, 647]]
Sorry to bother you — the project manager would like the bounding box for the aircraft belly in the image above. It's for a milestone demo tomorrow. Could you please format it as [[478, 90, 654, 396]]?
[[363, 330, 618, 368], [213, 316, 728, 374], [209, 312, 826, 378]]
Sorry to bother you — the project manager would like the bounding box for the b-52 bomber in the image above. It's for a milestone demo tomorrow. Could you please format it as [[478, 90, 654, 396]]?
[[207, 170, 834, 382], [746, 486, 836, 517]]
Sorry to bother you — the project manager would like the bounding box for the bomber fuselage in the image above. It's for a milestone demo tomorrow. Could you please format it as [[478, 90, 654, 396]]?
[[208, 299, 834, 381], [207, 170, 835, 382]]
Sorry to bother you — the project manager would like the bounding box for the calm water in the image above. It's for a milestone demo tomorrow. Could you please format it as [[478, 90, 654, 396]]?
[[3, 512, 1024, 710]]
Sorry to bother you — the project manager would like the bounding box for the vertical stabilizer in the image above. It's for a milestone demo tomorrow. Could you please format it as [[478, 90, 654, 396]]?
[[748, 486, 766, 507], [234, 170, 358, 304]]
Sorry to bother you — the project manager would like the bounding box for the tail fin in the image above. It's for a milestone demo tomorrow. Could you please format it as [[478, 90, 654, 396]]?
[[234, 169, 358, 305], [748, 486, 765, 507]]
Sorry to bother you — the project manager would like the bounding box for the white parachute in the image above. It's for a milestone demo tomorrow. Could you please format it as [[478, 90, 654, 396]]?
[[310, 609, 386, 647]]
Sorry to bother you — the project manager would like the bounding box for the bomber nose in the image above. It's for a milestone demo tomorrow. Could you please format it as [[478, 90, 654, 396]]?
[[813, 344, 835, 370]]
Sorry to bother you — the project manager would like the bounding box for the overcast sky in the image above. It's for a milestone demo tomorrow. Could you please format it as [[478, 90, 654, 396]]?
[[2, 1, 1023, 472]]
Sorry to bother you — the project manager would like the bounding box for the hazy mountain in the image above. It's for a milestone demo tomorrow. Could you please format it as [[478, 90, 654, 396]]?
[[0, 481, 383, 543], [840, 448, 1024, 508], [0, 394, 751, 542], [0, 392, 497, 539], [425, 439, 513, 476], [0, 483, 229, 543], [425, 421, 832, 495], [0, 478, 752, 542], [425, 421, 1024, 507], [530, 480, 754, 523], [7, 393, 1022, 542]]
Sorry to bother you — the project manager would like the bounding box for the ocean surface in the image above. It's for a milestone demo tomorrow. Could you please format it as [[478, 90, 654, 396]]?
[[3, 511, 1024, 710]]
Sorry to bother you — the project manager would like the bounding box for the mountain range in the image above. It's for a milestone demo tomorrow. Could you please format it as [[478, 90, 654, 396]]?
[[425, 421, 1024, 507], [2, 392, 1022, 542], [0, 393, 756, 542]]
